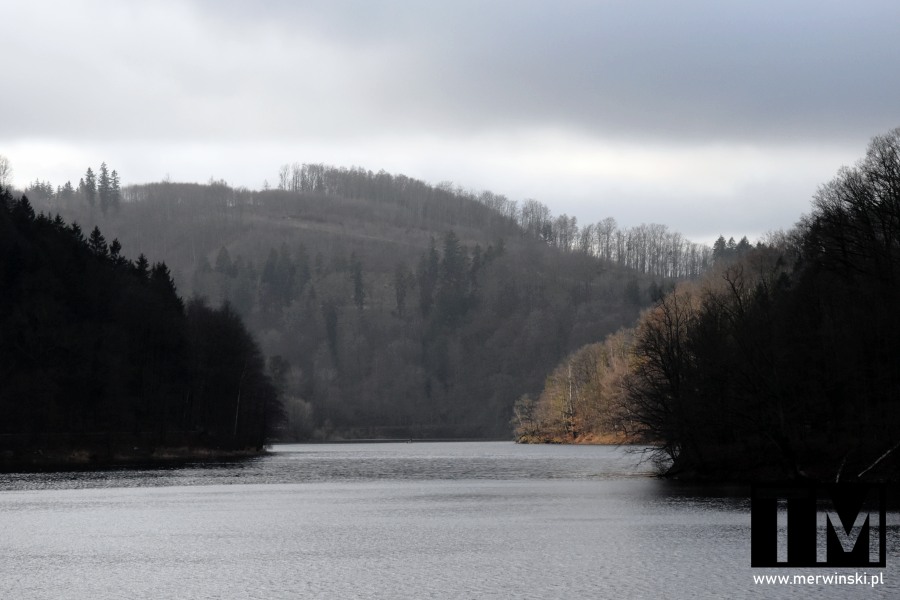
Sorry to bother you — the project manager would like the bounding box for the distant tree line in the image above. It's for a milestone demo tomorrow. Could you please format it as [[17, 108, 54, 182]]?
[[0, 187, 282, 463], [25, 163, 121, 216], [478, 194, 713, 278], [275, 163, 713, 278]]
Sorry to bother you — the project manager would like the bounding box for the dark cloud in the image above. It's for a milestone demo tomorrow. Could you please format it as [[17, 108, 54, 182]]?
[[185, 0, 900, 143], [4, 1, 897, 143], [2, 0, 895, 244]]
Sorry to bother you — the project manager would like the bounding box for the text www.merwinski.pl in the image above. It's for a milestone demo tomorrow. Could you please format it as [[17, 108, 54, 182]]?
[[753, 572, 884, 587]]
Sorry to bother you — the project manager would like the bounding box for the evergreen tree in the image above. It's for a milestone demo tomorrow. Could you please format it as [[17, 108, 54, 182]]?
[[214, 246, 235, 276], [109, 239, 126, 267], [436, 231, 468, 324], [98, 162, 111, 215], [110, 169, 121, 211], [133, 253, 150, 279], [712, 235, 727, 261], [59, 181, 75, 206], [88, 226, 108, 257], [79, 168, 97, 208], [417, 238, 440, 316]]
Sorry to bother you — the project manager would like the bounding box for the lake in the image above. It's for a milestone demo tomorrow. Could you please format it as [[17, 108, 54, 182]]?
[[0, 442, 895, 599]]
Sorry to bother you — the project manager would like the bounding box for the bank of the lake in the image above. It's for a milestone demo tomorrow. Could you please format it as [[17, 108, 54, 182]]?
[[515, 431, 645, 445], [0, 436, 268, 472]]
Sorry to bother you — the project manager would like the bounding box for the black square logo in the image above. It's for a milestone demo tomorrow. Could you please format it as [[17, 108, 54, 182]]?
[[751, 483, 886, 568]]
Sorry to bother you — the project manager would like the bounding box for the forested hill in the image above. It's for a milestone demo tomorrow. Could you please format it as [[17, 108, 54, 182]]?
[[0, 187, 281, 466], [24, 165, 711, 440], [515, 128, 900, 482]]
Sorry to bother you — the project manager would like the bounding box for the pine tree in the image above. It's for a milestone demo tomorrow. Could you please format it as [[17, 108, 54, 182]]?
[[133, 254, 150, 279], [417, 238, 440, 316], [436, 230, 468, 324], [110, 169, 121, 211], [712, 235, 727, 261], [109, 239, 127, 267], [98, 162, 111, 215], [88, 226, 108, 257], [80, 168, 97, 208], [60, 181, 75, 207], [215, 246, 235, 276]]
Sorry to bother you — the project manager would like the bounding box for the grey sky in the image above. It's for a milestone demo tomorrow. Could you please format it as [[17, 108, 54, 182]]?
[[3, 0, 899, 243]]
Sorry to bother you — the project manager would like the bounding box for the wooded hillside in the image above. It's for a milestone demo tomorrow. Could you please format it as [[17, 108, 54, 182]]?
[[24, 165, 710, 439], [516, 128, 900, 482]]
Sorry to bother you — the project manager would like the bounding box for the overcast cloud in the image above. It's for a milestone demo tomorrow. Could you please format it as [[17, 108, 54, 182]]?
[[3, 0, 899, 243]]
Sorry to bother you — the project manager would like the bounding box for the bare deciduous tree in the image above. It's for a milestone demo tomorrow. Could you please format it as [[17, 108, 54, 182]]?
[[0, 155, 12, 188]]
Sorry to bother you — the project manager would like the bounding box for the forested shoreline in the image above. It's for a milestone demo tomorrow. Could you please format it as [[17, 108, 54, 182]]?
[[0, 187, 282, 468], [17, 165, 708, 441], [15, 126, 897, 482], [516, 128, 900, 483]]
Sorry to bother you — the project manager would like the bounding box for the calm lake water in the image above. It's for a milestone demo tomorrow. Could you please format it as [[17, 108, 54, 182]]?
[[0, 442, 896, 599]]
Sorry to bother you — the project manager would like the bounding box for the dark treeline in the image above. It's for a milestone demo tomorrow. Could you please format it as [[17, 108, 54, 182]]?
[[23, 164, 710, 440], [517, 128, 900, 482], [0, 187, 281, 464]]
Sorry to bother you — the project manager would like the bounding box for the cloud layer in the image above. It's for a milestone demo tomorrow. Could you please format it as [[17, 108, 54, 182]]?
[[3, 0, 898, 242]]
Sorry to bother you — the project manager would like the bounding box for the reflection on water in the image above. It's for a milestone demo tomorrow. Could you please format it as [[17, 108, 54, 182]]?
[[0, 443, 896, 599], [0, 442, 657, 490]]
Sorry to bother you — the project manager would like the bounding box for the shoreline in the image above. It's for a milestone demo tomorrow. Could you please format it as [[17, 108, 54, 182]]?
[[0, 446, 269, 473], [514, 431, 647, 445]]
